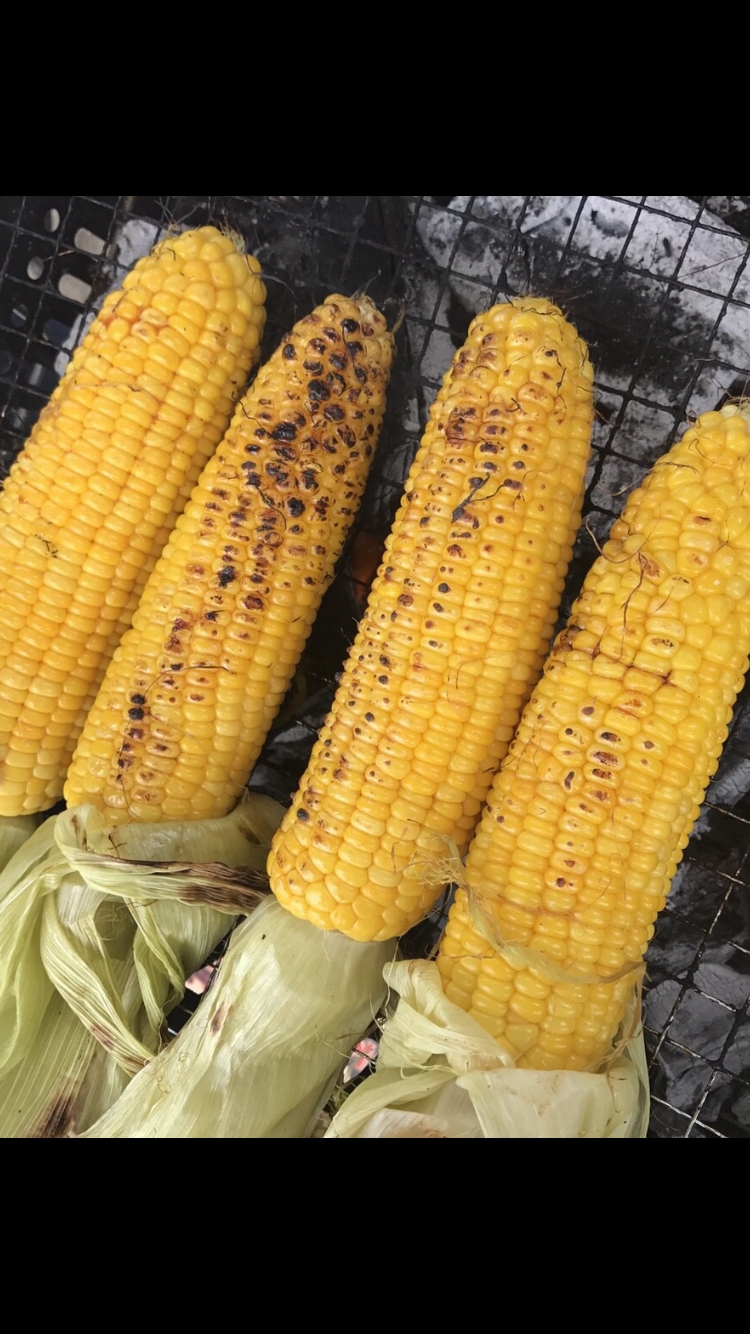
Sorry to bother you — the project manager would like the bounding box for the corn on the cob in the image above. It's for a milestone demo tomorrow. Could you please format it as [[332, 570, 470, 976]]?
[[269, 298, 594, 943], [438, 404, 750, 1071], [64, 296, 394, 824], [0, 226, 266, 817]]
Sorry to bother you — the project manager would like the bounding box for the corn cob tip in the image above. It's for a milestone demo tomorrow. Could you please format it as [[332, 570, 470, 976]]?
[[216, 223, 248, 259], [509, 296, 565, 315], [325, 292, 392, 337], [503, 296, 577, 331], [719, 399, 750, 425]]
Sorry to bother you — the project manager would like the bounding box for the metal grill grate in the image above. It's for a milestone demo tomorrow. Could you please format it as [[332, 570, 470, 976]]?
[[3, 194, 750, 1139]]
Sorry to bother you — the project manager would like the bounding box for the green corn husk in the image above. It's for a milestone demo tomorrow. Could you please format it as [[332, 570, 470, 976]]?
[[0, 796, 284, 1138], [0, 815, 41, 875], [79, 899, 393, 1139], [324, 961, 650, 1140]]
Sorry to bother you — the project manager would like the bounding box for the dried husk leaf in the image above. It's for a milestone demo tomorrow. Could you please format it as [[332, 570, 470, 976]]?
[[325, 961, 649, 1140], [80, 899, 393, 1139], [0, 796, 284, 1138], [0, 815, 41, 874]]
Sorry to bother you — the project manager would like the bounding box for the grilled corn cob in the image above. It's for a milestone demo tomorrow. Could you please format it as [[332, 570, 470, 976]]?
[[0, 226, 265, 817], [438, 404, 750, 1071], [269, 298, 594, 943], [64, 296, 394, 824]]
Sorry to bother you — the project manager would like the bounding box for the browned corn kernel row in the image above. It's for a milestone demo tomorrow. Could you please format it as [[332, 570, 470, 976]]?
[[0, 226, 266, 817], [269, 299, 594, 943], [64, 296, 394, 824], [439, 405, 750, 1070]]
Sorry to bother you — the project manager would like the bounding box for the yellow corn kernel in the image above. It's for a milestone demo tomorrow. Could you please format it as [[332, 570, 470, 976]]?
[[269, 298, 595, 942], [65, 296, 394, 823], [439, 404, 750, 1070], [0, 227, 265, 817]]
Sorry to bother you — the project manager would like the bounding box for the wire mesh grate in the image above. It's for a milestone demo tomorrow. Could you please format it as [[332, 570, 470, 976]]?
[[3, 194, 750, 1138]]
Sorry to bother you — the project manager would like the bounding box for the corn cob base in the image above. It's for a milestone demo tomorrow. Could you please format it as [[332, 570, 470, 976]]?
[[76, 900, 393, 1139], [0, 798, 286, 1138], [324, 958, 649, 1138], [439, 405, 750, 1071]]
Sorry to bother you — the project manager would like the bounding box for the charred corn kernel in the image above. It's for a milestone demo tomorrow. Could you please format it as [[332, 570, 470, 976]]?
[[0, 227, 265, 817], [269, 299, 594, 942], [65, 297, 393, 823], [439, 405, 750, 1070]]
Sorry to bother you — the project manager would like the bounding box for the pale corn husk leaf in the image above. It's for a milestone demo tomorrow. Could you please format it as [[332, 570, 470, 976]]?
[[0, 815, 42, 874], [325, 961, 650, 1140], [0, 986, 130, 1138], [80, 899, 394, 1139], [0, 796, 284, 1138], [0, 818, 68, 1077]]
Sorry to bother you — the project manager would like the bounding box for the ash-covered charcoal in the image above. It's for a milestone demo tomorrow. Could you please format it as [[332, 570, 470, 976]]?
[[255, 683, 339, 799], [414, 196, 750, 465], [0, 436, 16, 483], [693, 195, 750, 237]]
